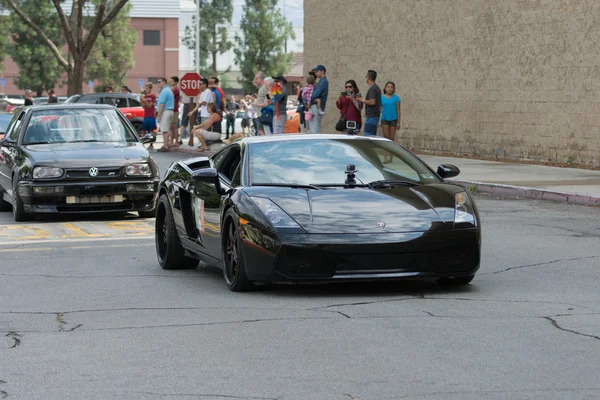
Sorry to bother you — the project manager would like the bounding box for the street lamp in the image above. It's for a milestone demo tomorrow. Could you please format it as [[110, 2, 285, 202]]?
[[196, 0, 201, 74]]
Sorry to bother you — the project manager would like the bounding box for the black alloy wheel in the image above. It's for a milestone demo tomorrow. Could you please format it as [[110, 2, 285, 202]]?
[[222, 209, 253, 292], [155, 194, 198, 270], [436, 275, 475, 285], [12, 179, 32, 222]]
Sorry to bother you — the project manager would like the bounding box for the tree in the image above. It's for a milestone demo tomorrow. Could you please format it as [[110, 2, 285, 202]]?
[[2, 0, 129, 95], [84, 0, 136, 89], [182, 0, 233, 74], [234, 0, 295, 93], [0, 16, 8, 76], [6, 0, 65, 96]]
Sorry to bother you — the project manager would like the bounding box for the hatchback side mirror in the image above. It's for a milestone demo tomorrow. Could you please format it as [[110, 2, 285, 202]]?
[[192, 167, 223, 194], [437, 164, 460, 179]]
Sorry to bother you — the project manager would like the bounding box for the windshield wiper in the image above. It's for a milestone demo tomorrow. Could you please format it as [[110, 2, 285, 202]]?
[[70, 140, 103, 143], [24, 141, 51, 145], [252, 182, 322, 190], [368, 179, 420, 188]]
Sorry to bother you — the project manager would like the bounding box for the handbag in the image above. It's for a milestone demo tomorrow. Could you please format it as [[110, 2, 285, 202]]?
[[260, 106, 273, 125], [335, 98, 351, 132]]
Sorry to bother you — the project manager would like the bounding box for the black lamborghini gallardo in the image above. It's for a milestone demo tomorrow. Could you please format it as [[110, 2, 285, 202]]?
[[155, 135, 481, 291]]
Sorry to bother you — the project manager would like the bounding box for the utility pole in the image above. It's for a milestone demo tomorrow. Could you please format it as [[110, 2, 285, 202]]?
[[196, 0, 201, 74]]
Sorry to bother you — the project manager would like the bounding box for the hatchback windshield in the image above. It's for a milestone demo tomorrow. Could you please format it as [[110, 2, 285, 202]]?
[[23, 108, 137, 145], [249, 138, 441, 186]]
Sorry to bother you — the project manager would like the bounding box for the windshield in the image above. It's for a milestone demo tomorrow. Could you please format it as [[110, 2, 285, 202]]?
[[23, 108, 137, 145], [249, 139, 441, 186]]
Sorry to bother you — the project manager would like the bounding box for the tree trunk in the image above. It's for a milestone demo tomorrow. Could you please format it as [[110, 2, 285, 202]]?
[[212, 51, 217, 73], [67, 58, 83, 96]]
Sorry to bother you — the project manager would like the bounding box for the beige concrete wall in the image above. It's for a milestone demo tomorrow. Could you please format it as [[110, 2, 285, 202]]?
[[304, 0, 600, 166]]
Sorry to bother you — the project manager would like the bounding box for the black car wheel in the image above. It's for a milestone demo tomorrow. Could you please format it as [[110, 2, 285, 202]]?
[[12, 180, 32, 222], [222, 209, 253, 292], [155, 194, 198, 270], [436, 275, 475, 285]]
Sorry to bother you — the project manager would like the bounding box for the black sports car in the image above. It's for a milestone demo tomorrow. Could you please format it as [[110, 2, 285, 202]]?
[[0, 104, 159, 221], [156, 135, 481, 291]]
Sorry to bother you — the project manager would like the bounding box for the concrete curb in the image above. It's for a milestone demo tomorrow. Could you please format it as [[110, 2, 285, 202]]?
[[451, 180, 600, 207]]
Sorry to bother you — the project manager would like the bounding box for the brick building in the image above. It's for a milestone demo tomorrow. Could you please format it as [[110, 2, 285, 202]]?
[[1, 0, 180, 96], [304, 1, 600, 166]]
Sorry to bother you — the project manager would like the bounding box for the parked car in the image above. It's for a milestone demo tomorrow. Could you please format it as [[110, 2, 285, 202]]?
[[154, 135, 481, 291], [0, 98, 25, 113], [0, 104, 159, 221], [66, 92, 145, 133]]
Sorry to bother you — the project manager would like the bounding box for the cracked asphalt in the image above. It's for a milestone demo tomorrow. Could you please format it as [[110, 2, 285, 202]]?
[[0, 152, 599, 400]]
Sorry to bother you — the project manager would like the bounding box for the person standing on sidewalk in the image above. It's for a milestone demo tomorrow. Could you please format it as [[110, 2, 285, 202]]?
[[271, 76, 288, 135], [169, 76, 181, 147], [156, 77, 175, 152], [24, 90, 33, 106], [188, 78, 214, 125], [309, 65, 328, 133], [252, 71, 271, 135], [180, 91, 195, 141], [241, 95, 253, 136], [47, 89, 58, 104], [211, 76, 226, 115], [141, 83, 157, 143], [357, 70, 381, 136], [225, 95, 240, 139], [380, 81, 401, 162]]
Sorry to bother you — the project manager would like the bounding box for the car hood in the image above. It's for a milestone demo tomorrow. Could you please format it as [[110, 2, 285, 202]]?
[[244, 185, 462, 234], [23, 142, 150, 167]]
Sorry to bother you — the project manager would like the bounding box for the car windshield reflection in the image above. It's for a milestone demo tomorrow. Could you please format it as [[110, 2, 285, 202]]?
[[22, 108, 137, 145], [249, 139, 440, 186]]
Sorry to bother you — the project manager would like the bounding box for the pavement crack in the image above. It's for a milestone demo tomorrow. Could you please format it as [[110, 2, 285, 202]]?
[[5, 332, 21, 348], [492, 255, 599, 274], [544, 316, 600, 341], [343, 394, 359, 400], [310, 296, 419, 311], [0, 390, 7, 399], [56, 312, 82, 333], [422, 310, 436, 317]]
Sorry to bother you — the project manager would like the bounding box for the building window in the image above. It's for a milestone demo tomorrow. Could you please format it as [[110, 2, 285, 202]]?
[[143, 30, 160, 46]]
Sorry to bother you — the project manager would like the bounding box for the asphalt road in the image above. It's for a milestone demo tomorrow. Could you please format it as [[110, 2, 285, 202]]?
[[0, 151, 599, 400]]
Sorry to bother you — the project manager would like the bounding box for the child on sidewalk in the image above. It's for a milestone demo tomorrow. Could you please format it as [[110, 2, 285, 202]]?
[[141, 83, 157, 145], [302, 74, 324, 119]]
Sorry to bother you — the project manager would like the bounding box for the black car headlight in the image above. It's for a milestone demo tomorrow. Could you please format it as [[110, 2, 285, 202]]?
[[33, 166, 64, 179], [125, 163, 152, 177], [250, 197, 301, 229], [454, 191, 476, 226]]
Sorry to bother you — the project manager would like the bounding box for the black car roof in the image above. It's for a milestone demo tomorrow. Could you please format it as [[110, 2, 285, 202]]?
[[240, 134, 389, 144], [25, 104, 116, 111]]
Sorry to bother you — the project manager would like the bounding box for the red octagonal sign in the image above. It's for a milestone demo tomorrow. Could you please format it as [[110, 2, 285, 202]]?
[[180, 72, 202, 97]]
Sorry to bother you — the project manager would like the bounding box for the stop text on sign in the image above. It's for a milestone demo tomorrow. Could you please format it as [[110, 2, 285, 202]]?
[[180, 72, 202, 97]]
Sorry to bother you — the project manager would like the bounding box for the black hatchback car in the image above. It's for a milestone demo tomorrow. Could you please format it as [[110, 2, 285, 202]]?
[[0, 104, 159, 221]]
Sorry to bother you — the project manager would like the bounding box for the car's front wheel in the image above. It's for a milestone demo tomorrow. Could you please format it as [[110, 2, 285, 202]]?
[[222, 209, 254, 292], [436, 275, 475, 285], [155, 194, 198, 270], [12, 180, 32, 222]]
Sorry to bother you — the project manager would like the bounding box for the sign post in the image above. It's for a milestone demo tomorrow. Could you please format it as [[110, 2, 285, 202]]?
[[138, 78, 145, 89], [180, 72, 202, 147]]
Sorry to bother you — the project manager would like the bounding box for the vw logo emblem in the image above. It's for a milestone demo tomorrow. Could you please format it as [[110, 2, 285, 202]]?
[[88, 167, 99, 177], [376, 222, 386, 229]]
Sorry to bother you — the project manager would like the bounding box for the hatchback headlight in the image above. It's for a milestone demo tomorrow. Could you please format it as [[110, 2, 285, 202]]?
[[251, 197, 301, 229], [33, 166, 64, 179], [454, 191, 476, 226], [125, 163, 152, 176]]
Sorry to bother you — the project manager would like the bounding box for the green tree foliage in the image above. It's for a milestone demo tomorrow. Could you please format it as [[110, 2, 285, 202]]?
[[182, 0, 234, 74], [5, 0, 65, 96], [84, 0, 136, 89], [234, 0, 295, 93]]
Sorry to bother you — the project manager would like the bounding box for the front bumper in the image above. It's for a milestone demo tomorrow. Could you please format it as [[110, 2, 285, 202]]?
[[241, 227, 481, 283], [17, 179, 159, 214]]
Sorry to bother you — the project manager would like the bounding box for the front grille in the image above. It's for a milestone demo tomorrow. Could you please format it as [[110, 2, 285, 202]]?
[[430, 244, 477, 272], [275, 247, 336, 278], [65, 167, 122, 179], [64, 185, 127, 196]]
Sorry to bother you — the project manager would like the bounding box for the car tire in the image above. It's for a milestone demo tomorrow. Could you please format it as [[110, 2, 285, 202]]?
[[155, 194, 198, 270], [222, 208, 254, 292], [12, 180, 32, 222], [436, 275, 475, 285]]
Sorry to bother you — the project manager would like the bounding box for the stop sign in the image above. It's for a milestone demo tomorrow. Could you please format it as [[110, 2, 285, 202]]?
[[180, 72, 202, 97]]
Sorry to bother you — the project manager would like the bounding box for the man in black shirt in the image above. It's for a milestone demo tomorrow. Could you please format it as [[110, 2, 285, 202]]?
[[225, 95, 240, 139], [24, 90, 33, 106], [357, 70, 381, 136]]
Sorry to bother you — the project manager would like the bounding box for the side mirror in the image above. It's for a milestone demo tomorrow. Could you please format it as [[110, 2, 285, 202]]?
[[437, 164, 460, 179], [192, 167, 223, 193], [0, 137, 15, 147]]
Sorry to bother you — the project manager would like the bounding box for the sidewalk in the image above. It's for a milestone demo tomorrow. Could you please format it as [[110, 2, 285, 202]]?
[[152, 136, 600, 207]]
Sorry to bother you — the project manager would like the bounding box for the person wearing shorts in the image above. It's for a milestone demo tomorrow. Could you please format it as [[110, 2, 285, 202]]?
[[141, 83, 157, 142], [192, 103, 222, 152], [357, 70, 382, 136], [155, 77, 175, 152]]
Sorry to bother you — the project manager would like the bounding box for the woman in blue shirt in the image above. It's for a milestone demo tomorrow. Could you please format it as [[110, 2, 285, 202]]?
[[380, 82, 401, 163]]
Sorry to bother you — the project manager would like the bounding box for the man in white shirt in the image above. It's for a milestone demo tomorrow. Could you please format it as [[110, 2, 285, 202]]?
[[187, 78, 215, 124]]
